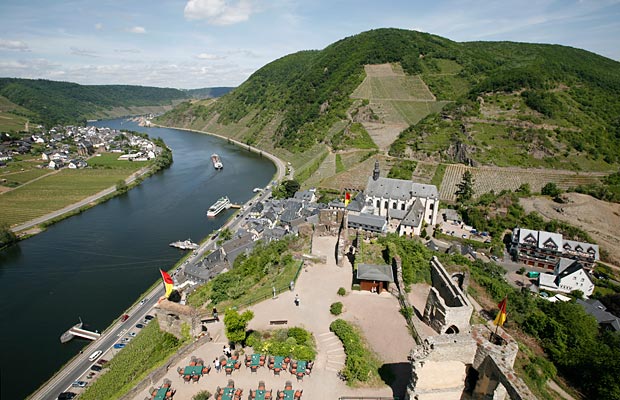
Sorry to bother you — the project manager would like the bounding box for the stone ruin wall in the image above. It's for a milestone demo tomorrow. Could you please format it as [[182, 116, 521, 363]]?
[[423, 256, 473, 334]]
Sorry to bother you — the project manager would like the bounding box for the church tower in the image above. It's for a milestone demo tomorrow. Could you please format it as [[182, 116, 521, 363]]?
[[373, 159, 380, 181]]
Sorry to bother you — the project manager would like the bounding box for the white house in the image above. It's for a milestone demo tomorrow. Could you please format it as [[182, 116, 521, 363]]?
[[538, 260, 595, 296]]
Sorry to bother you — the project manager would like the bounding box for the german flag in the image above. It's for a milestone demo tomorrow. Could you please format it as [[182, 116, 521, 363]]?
[[159, 269, 174, 298], [494, 297, 507, 327], [344, 192, 351, 207]]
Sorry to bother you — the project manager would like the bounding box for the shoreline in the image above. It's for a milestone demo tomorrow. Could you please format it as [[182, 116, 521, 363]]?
[[151, 122, 287, 183]]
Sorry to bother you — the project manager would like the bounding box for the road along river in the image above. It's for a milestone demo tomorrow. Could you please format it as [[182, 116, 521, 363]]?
[[0, 118, 276, 400]]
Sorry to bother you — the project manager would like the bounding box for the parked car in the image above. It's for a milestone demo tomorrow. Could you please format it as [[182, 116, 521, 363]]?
[[113, 343, 126, 349], [135, 323, 144, 329], [90, 364, 102, 372], [121, 337, 131, 342], [144, 314, 154, 320], [71, 381, 87, 388], [58, 392, 76, 400], [121, 314, 129, 322], [97, 359, 108, 365], [129, 332, 137, 337]]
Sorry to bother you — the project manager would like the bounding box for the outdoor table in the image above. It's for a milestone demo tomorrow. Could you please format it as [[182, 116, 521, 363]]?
[[184, 365, 203, 376], [153, 387, 168, 400], [255, 389, 267, 400], [221, 387, 235, 400], [282, 389, 295, 400], [251, 353, 262, 367], [273, 356, 285, 369], [296, 361, 306, 374]]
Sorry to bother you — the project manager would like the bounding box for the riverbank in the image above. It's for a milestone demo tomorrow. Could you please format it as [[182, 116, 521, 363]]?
[[152, 123, 287, 183]]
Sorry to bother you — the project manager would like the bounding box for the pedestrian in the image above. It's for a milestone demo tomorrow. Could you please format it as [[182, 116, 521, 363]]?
[[294, 294, 300, 307], [213, 307, 218, 321], [223, 345, 232, 358], [214, 358, 221, 373]]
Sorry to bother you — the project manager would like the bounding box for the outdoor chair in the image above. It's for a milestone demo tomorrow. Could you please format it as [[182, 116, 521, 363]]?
[[225, 367, 233, 376], [251, 365, 258, 374], [183, 375, 191, 383], [176, 367, 183, 376], [234, 362, 241, 370], [203, 365, 211, 374], [274, 368, 280, 376], [265, 390, 272, 399], [285, 381, 292, 389], [215, 386, 221, 395], [258, 381, 265, 390], [227, 379, 235, 388], [294, 389, 303, 399], [284, 356, 290, 363], [192, 374, 200, 382], [189, 361, 196, 366], [278, 390, 285, 399], [250, 389, 256, 398]]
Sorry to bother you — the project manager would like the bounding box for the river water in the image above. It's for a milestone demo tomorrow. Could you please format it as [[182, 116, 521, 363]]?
[[0, 119, 276, 399]]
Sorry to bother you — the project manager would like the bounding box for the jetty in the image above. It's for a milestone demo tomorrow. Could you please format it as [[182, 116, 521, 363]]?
[[60, 320, 100, 343]]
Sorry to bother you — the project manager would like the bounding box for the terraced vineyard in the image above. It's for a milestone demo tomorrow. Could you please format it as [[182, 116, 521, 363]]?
[[439, 164, 606, 202], [351, 64, 435, 101]]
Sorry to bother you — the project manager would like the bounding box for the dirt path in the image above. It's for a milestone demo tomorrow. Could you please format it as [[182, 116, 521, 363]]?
[[520, 193, 620, 265]]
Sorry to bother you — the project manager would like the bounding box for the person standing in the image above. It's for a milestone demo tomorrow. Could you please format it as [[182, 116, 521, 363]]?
[[294, 294, 300, 307], [214, 358, 221, 373]]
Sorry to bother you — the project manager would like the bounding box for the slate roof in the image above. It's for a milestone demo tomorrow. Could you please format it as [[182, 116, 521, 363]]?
[[347, 213, 386, 231], [401, 198, 425, 227], [577, 299, 620, 331], [365, 177, 438, 201], [563, 239, 600, 260], [356, 263, 394, 282]]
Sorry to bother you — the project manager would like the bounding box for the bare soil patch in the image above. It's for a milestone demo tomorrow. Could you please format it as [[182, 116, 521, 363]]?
[[520, 193, 620, 265]]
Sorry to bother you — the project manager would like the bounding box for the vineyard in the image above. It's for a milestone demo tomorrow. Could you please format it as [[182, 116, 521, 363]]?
[[439, 164, 606, 201], [0, 168, 140, 227], [351, 64, 435, 101]]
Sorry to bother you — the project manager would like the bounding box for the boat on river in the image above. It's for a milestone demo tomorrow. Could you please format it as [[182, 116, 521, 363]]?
[[169, 239, 199, 250], [60, 319, 83, 343], [207, 196, 231, 217], [211, 154, 223, 170]]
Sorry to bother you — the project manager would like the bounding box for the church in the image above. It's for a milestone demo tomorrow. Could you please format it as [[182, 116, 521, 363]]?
[[346, 160, 439, 236]]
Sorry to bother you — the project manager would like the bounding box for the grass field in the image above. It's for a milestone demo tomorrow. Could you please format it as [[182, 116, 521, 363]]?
[[0, 167, 143, 227], [0, 95, 30, 132], [0, 168, 50, 185], [88, 153, 149, 170]]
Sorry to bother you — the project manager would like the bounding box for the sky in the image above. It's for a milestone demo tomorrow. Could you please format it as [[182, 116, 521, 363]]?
[[0, 0, 619, 89]]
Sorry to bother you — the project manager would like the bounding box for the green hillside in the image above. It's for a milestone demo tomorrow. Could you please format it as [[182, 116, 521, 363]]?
[[156, 28, 620, 171], [0, 78, 233, 130]]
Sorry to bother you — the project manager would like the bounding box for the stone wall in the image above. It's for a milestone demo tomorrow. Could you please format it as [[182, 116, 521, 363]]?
[[423, 257, 473, 334]]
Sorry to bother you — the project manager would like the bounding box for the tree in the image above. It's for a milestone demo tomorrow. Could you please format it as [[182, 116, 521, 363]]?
[[223, 308, 254, 344], [219, 228, 232, 241], [0, 224, 17, 248], [455, 171, 475, 203], [541, 182, 561, 197], [116, 179, 128, 193], [283, 180, 300, 198]]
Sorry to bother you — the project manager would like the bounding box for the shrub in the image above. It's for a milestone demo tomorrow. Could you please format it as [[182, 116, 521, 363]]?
[[330, 302, 343, 315], [287, 327, 310, 345], [330, 319, 372, 382], [352, 284, 361, 291], [337, 287, 346, 296], [193, 390, 212, 400]]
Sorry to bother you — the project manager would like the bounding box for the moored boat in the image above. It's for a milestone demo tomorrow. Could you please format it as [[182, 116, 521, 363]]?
[[60, 320, 83, 343], [169, 239, 199, 250], [207, 196, 231, 217]]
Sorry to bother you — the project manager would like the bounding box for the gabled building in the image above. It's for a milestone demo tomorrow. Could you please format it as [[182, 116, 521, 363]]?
[[511, 227, 599, 270], [577, 299, 620, 332], [538, 260, 595, 296], [346, 160, 439, 237]]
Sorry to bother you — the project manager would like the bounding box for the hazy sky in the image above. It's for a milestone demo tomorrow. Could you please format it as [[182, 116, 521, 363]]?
[[1, 0, 618, 88]]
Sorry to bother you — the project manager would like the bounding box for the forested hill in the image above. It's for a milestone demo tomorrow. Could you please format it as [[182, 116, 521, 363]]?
[[0, 78, 232, 128], [156, 28, 620, 168]]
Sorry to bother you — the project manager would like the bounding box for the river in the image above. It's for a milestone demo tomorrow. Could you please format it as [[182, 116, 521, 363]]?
[[0, 119, 276, 400]]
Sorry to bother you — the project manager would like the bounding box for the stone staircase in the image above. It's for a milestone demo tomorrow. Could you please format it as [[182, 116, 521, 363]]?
[[316, 331, 346, 373]]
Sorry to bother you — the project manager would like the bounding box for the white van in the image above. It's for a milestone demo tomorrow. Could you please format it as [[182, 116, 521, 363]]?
[[88, 350, 103, 362]]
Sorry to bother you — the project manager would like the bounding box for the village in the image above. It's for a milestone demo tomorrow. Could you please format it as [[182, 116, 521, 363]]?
[[0, 125, 161, 171]]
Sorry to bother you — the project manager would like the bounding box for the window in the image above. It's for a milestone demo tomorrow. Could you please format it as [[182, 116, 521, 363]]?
[[401, 204, 405, 210], [392, 202, 397, 209], [376, 199, 380, 208], [384, 201, 388, 209]]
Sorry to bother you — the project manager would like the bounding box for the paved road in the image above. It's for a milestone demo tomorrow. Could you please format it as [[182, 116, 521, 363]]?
[[12, 167, 151, 234], [30, 287, 164, 400]]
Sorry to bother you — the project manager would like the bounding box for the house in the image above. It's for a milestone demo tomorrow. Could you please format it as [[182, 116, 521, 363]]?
[[511, 227, 599, 270], [348, 160, 439, 237], [577, 299, 620, 332], [293, 188, 317, 203], [68, 159, 87, 169], [356, 263, 394, 294], [48, 159, 64, 169], [538, 260, 595, 296], [347, 212, 387, 234]]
